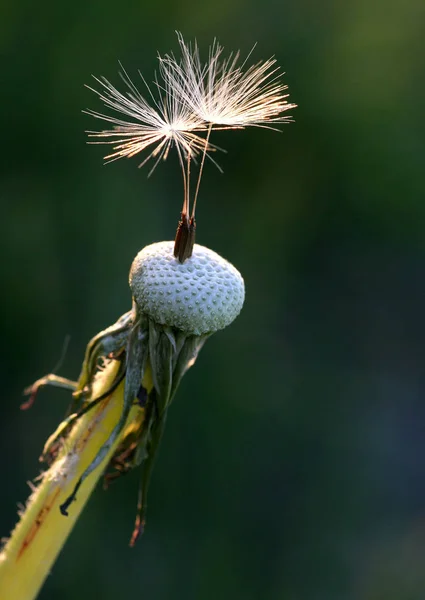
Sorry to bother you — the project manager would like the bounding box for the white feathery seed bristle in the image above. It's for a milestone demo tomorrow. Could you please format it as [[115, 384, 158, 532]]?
[[160, 32, 297, 129], [129, 241, 245, 335], [84, 64, 214, 175]]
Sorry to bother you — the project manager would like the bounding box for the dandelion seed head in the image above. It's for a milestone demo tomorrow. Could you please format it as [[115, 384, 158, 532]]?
[[130, 241, 245, 335]]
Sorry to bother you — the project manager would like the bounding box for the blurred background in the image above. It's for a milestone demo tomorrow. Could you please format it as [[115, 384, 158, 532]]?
[[1, 1, 425, 598]]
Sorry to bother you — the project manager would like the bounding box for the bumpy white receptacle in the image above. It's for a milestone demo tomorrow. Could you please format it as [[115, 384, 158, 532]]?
[[129, 241, 245, 335]]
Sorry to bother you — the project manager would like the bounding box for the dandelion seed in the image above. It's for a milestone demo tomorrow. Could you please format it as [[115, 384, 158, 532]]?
[[84, 63, 214, 176], [159, 33, 297, 232], [160, 32, 297, 129], [85, 34, 296, 263]]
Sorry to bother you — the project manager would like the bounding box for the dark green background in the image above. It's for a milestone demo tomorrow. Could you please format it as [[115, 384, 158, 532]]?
[[2, 1, 425, 599]]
